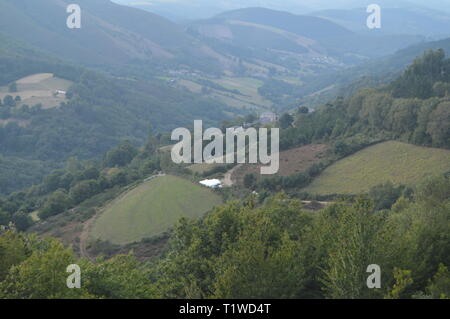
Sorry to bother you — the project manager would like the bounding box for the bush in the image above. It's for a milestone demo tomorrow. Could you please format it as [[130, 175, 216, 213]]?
[[38, 190, 72, 219]]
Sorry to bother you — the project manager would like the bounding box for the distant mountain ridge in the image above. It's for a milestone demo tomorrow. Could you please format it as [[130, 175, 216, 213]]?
[[312, 7, 450, 38], [189, 7, 423, 68], [214, 7, 353, 40], [0, 0, 232, 72], [112, 0, 450, 21]]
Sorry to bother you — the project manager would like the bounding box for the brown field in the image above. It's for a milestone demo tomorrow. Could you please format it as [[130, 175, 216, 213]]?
[[231, 144, 329, 185], [16, 73, 53, 84]]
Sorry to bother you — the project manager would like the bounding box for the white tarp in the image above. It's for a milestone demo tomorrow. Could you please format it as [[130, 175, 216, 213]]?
[[199, 179, 222, 188]]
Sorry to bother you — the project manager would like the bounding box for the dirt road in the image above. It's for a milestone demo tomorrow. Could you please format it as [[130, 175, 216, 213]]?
[[222, 164, 242, 186]]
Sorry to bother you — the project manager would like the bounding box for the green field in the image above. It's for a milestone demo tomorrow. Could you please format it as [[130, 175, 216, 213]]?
[[90, 175, 222, 244], [303, 141, 450, 195]]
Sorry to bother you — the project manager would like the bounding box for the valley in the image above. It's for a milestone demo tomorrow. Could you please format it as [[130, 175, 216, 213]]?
[[0, 0, 449, 301]]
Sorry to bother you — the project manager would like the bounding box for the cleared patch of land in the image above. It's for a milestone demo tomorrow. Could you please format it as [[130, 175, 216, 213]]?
[[231, 144, 329, 185], [0, 119, 29, 127], [175, 76, 272, 111], [0, 73, 72, 109], [303, 141, 450, 195], [16, 73, 53, 84], [90, 175, 223, 245], [188, 163, 226, 174]]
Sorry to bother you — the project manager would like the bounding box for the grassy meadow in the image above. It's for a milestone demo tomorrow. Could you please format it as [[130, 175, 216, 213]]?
[[303, 141, 450, 195], [90, 175, 223, 244]]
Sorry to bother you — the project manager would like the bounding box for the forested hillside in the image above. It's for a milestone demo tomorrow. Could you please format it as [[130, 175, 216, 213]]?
[[0, 0, 228, 73], [0, 34, 237, 194], [1, 176, 449, 299], [280, 50, 450, 152], [272, 37, 450, 109]]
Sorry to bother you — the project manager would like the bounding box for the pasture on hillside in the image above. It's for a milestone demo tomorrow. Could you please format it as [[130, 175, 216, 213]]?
[[175, 76, 272, 111], [0, 73, 72, 110], [303, 141, 450, 195], [90, 175, 223, 245]]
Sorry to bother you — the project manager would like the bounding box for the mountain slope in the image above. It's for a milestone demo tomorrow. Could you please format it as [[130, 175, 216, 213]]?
[[312, 7, 450, 37], [282, 37, 450, 108], [190, 7, 423, 66], [0, 0, 228, 71], [0, 32, 238, 194], [215, 7, 353, 41]]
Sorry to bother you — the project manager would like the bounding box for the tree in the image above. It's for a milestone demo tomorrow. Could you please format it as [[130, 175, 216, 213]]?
[[433, 82, 450, 97], [426, 264, 450, 299], [8, 82, 17, 93], [426, 102, 450, 147], [38, 190, 72, 219], [279, 113, 294, 129], [0, 238, 91, 299], [0, 231, 30, 281], [11, 212, 32, 231], [320, 199, 381, 299], [244, 113, 257, 123], [81, 167, 100, 181], [82, 254, 155, 299], [104, 141, 138, 167], [297, 106, 309, 114], [243, 173, 256, 189], [369, 182, 404, 210], [0, 210, 10, 226], [391, 49, 450, 99], [69, 180, 99, 205], [43, 172, 63, 193], [385, 268, 413, 299], [3, 95, 15, 107]]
